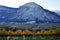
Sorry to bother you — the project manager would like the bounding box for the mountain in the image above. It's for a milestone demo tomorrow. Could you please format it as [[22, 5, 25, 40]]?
[[53, 10, 60, 15], [0, 2, 60, 23], [16, 2, 60, 23], [0, 2, 60, 30], [0, 5, 18, 22]]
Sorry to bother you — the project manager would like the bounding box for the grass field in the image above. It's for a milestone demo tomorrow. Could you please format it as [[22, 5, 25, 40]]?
[[0, 35, 60, 40]]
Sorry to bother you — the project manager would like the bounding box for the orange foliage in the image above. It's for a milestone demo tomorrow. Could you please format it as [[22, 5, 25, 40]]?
[[0, 28, 60, 35]]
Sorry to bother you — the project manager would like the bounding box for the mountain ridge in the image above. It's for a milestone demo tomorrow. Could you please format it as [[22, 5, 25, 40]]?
[[0, 2, 60, 23], [16, 2, 60, 23]]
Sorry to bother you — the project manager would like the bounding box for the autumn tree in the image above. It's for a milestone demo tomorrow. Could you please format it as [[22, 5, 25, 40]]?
[[0, 29, 8, 35], [15, 30, 22, 35], [24, 29, 33, 35]]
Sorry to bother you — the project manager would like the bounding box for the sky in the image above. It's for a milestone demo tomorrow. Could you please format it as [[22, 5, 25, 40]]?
[[0, 0, 60, 11]]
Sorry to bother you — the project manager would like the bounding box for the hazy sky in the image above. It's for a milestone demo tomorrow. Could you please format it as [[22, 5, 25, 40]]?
[[0, 0, 60, 11]]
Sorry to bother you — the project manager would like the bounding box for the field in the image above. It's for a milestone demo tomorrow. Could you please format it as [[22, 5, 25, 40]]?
[[0, 35, 60, 40]]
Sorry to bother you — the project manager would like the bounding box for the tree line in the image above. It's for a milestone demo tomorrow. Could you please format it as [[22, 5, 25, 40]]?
[[0, 28, 60, 36]]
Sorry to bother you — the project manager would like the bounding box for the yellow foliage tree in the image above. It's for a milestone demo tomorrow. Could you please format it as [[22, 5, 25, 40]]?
[[24, 29, 33, 35], [0, 29, 8, 35], [55, 28, 60, 34], [36, 31, 41, 35], [40, 30, 45, 34], [15, 30, 22, 35], [8, 30, 14, 35]]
